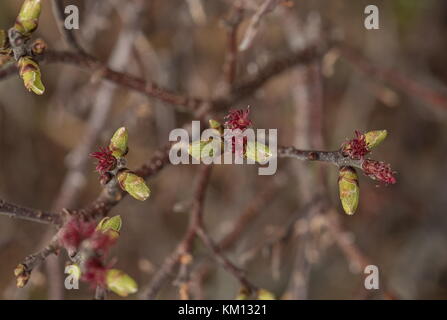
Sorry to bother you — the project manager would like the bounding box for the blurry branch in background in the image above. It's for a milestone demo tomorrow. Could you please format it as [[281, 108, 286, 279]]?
[[186, 0, 207, 26], [324, 209, 397, 300], [140, 165, 211, 300], [190, 180, 283, 299], [238, 0, 282, 52], [213, 45, 322, 110], [222, 2, 244, 88], [0, 44, 323, 114], [142, 165, 258, 300], [339, 44, 447, 114]]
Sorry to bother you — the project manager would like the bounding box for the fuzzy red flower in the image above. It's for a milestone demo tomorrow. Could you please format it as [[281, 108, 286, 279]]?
[[224, 107, 252, 155], [362, 159, 397, 185], [342, 131, 369, 160], [224, 107, 252, 131], [58, 219, 96, 252], [82, 257, 109, 288], [90, 147, 117, 175]]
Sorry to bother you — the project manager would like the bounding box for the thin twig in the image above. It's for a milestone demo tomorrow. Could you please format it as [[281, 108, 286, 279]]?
[[0, 199, 62, 226], [188, 182, 280, 298], [13, 236, 60, 288], [277, 146, 363, 169], [196, 227, 258, 295], [340, 44, 447, 113], [222, 3, 244, 87], [140, 165, 213, 299], [324, 208, 397, 300], [213, 45, 321, 110], [238, 0, 281, 51]]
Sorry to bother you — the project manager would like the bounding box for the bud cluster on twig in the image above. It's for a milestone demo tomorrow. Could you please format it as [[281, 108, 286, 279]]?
[[0, 0, 47, 95], [338, 130, 395, 215], [90, 127, 151, 201], [57, 215, 138, 297], [185, 107, 272, 164]]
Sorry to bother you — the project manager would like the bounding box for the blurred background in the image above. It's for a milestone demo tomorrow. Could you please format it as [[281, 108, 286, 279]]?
[[0, 0, 446, 299]]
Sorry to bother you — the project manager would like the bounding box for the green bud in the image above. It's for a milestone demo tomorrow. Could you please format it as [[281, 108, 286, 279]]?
[[338, 166, 360, 215], [96, 215, 122, 239], [117, 171, 150, 201], [209, 119, 223, 134], [97, 215, 122, 233], [109, 127, 129, 158], [106, 269, 138, 297], [257, 289, 275, 300], [15, 0, 42, 36], [365, 130, 387, 150], [245, 141, 272, 163], [18, 56, 45, 95]]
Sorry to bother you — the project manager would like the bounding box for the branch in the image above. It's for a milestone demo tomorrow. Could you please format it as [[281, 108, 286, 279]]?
[[0, 43, 322, 116], [213, 45, 321, 110], [324, 209, 397, 300], [140, 164, 213, 300], [188, 182, 280, 298], [277, 146, 363, 169], [14, 236, 60, 288], [196, 226, 258, 295], [77, 143, 172, 222], [41, 51, 206, 113], [0, 199, 62, 226], [339, 44, 447, 113], [222, 3, 244, 87], [238, 0, 281, 52]]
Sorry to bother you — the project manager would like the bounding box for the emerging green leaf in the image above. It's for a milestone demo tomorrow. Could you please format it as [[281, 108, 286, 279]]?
[[117, 171, 150, 201], [18, 56, 45, 95]]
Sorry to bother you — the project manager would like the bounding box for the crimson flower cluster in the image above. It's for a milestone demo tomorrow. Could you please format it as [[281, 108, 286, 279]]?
[[362, 159, 397, 185], [224, 107, 252, 130], [58, 218, 116, 287], [341, 130, 369, 160], [90, 147, 117, 176], [224, 107, 252, 155], [342, 130, 396, 185]]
